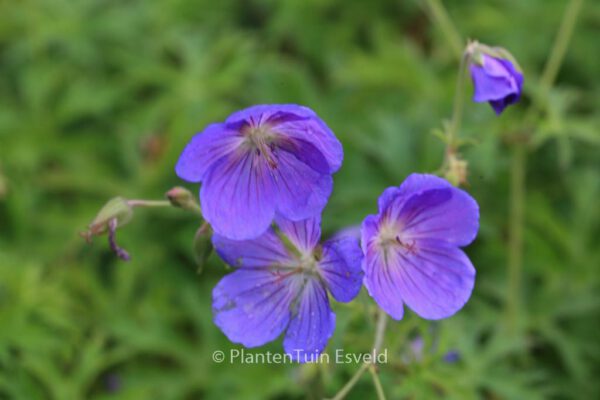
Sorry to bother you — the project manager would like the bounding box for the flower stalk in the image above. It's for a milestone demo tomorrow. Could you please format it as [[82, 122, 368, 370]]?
[[330, 308, 388, 400], [82, 187, 203, 261], [506, 0, 583, 332]]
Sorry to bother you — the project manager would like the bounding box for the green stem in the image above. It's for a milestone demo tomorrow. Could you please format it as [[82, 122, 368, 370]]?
[[329, 309, 388, 400], [127, 199, 172, 208], [506, 145, 525, 332], [372, 308, 388, 356], [421, 0, 463, 59], [369, 365, 387, 400], [446, 50, 471, 152], [330, 363, 370, 400], [506, 0, 584, 332], [526, 0, 584, 123], [539, 0, 584, 93]]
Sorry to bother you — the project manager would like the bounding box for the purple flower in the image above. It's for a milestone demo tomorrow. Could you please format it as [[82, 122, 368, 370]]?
[[443, 350, 460, 363], [470, 54, 523, 115], [211, 216, 363, 361], [361, 174, 479, 320], [176, 104, 343, 240]]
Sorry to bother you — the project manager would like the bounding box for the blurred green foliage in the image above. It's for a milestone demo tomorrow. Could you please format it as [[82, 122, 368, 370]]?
[[0, 0, 599, 399]]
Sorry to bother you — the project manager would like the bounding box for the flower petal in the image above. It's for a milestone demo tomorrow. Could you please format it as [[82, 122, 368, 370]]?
[[398, 173, 452, 196], [378, 174, 451, 217], [228, 104, 338, 175], [212, 228, 294, 269], [272, 150, 333, 222], [470, 56, 519, 103], [228, 104, 343, 174], [275, 216, 322, 254], [175, 123, 243, 183], [362, 244, 405, 320], [283, 278, 335, 362], [360, 214, 379, 254], [391, 240, 475, 320], [378, 186, 403, 213], [399, 186, 479, 247], [213, 269, 298, 347], [201, 150, 276, 240], [319, 236, 364, 302], [224, 104, 314, 125], [275, 116, 343, 173]]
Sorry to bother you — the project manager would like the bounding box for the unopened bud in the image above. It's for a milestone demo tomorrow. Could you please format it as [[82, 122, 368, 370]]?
[[166, 186, 201, 214], [82, 197, 133, 240], [193, 223, 213, 273]]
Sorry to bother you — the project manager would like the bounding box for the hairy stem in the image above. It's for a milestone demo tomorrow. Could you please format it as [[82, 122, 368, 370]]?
[[525, 0, 584, 124], [446, 49, 471, 152], [506, 145, 525, 332], [539, 0, 584, 93], [421, 0, 463, 59], [369, 364, 387, 400], [330, 309, 388, 400], [506, 0, 583, 331], [127, 199, 172, 208], [329, 363, 370, 400]]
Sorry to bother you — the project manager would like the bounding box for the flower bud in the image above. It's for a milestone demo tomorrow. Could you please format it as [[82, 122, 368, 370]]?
[[468, 42, 524, 115], [84, 197, 133, 239], [166, 186, 201, 214], [193, 223, 213, 273]]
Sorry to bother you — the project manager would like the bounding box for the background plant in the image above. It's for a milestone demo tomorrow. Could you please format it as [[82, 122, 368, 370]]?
[[0, 0, 598, 399]]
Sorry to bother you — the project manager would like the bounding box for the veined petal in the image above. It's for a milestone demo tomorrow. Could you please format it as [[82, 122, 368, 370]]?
[[399, 186, 479, 247], [283, 278, 335, 362], [201, 150, 276, 240], [175, 123, 243, 183], [379, 174, 451, 220], [228, 104, 343, 174], [377, 186, 403, 213], [277, 137, 331, 174], [398, 174, 452, 197], [360, 214, 379, 254], [470, 55, 519, 102], [391, 240, 475, 320], [275, 117, 343, 173], [275, 216, 321, 254], [224, 104, 315, 125], [272, 150, 333, 222], [362, 244, 405, 320], [319, 236, 364, 302], [212, 228, 294, 269], [213, 269, 299, 347]]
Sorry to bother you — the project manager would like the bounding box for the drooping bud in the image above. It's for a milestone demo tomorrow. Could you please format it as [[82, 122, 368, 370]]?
[[82, 197, 133, 240], [467, 41, 524, 115], [193, 222, 213, 273]]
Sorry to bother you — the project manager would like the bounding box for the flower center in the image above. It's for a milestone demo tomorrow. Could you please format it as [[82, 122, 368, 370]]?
[[243, 123, 278, 168], [299, 252, 319, 273], [376, 221, 417, 255]]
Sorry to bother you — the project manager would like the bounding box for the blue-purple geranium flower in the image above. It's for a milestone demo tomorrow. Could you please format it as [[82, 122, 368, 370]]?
[[212, 216, 363, 361], [361, 174, 479, 320], [176, 104, 343, 240], [470, 53, 523, 115]]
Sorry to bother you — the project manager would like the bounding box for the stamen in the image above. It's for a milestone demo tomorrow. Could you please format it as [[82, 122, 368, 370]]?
[[244, 122, 278, 169]]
